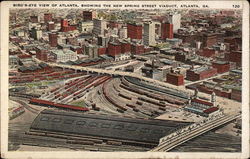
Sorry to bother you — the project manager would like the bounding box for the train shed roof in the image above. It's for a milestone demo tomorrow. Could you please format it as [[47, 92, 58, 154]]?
[[30, 110, 191, 144]]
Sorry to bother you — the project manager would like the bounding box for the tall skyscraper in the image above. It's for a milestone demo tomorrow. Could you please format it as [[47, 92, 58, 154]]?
[[169, 13, 181, 33], [161, 22, 173, 39], [127, 23, 142, 39], [143, 22, 155, 46], [93, 19, 107, 36], [49, 33, 58, 47]]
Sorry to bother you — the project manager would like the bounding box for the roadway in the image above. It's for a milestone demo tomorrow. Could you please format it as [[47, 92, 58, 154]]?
[[34, 58, 229, 96], [105, 60, 140, 71], [184, 72, 229, 86], [33, 57, 189, 93], [150, 113, 241, 152]]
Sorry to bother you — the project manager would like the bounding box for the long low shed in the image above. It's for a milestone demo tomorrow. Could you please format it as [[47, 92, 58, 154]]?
[[30, 110, 191, 147]]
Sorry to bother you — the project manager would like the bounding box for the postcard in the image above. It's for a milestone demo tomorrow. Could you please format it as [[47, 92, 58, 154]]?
[[1, 1, 249, 159]]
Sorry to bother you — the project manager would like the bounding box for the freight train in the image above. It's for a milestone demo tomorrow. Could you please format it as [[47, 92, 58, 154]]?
[[29, 98, 89, 111]]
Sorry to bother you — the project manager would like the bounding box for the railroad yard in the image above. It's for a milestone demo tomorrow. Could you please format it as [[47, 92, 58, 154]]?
[[8, 69, 241, 152]]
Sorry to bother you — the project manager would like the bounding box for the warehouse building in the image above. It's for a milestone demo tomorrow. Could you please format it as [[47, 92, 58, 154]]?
[[186, 66, 217, 81]]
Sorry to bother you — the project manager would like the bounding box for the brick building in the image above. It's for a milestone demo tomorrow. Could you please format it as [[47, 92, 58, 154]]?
[[224, 37, 241, 51], [47, 22, 55, 31], [120, 41, 131, 53], [212, 61, 230, 73], [186, 66, 217, 81], [231, 88, 241, 102], [61, 19, 68, 27], [109, 21, 122, 29], [166, 72, 184, 86], [131, 44, 144, 55], [61, 19, 77, 32], [49, 33, 58, 47], [108, 42, 121, 57], [175, 53, 187, 62], [127, 23, 142, 39], [61, 25, 77, 32], [44, 13, 53, 23], [196, 84, 233, 99], [225, 51, 242, 67], [83, 11, 96, 21], [199, 48, 216, 57], [98, 47, 107, 55], [174, 32, 200, 44], [161, 23, 173, 39], [36, 46, 48, 61], [202, 33, 217, 47]]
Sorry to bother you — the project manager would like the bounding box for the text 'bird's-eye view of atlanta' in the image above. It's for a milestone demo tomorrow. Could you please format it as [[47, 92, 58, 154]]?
[[8, 8, 242, 152]]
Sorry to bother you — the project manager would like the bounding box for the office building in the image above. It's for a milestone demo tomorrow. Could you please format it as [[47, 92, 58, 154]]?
[[127, 23, 142, 39], [79, 21, 93, 33], [169, 13, 181, 32], [47, 22, 55, 31], [83, 11, 96, 21], [49, 33, 58, 47], [51, 49, 77, 62], [93, 19, 107, 36], [161, 22, 173, 39], [143, 22, 155, 46], [166, 72, 184, 86]]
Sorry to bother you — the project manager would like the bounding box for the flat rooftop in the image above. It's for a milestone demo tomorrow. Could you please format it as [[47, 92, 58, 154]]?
[[30, 110, 191, 144]]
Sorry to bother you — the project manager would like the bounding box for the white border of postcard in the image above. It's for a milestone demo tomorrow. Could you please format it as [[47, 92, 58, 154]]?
[[1, 1, 249, 159]]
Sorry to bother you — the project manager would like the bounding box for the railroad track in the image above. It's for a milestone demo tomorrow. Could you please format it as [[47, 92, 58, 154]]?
[[12, 99, 39, 114], [10, 131, 149, 152]]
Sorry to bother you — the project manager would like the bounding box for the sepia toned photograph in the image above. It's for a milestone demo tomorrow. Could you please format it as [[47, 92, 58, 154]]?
[[1, 1, 249, 159]]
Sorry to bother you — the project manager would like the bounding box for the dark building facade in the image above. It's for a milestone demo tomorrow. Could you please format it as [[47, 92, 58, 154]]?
[[166, 73, 184, 86], [161, 23, 173, 39], [60, 19, 77, 32], [231, 88, 241, 102], [36, 47, 48, 61], [44, 13, 53, 23], [47, 22, 55, 31], [127, 23, 142, 39], [108, 42, 121, 56], [186, 67, 217, 81], [212, 61, 230, 73], [202, 33, 217, 48], [227, 51, 242, 67], [199, 48, 216, 57], [131, 44, 144, 55], [83, 11, 96, 21], [49, 33, 58, 47], [121, 41, 131, 53]]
